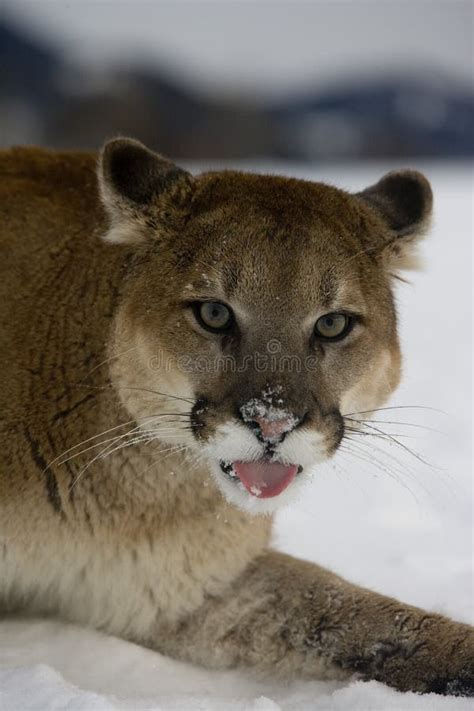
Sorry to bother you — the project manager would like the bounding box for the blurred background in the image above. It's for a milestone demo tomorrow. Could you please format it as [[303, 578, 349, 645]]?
[[1, 0, 473, 161]]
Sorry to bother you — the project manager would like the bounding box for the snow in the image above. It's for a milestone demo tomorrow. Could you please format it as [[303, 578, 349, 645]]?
[[0, 162, 472, 709], [240, 393, 298, 439]]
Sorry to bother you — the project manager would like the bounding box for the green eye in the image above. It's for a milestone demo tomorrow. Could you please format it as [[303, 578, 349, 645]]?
[[314, 312, 352, 341], [195, 301, 234, 332]]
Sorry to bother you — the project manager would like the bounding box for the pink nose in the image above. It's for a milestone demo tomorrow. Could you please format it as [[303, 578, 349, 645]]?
[[253, 416, 295, 440]]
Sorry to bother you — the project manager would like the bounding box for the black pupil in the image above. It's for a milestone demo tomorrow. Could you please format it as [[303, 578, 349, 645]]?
[[325, 317, 334, 328], [201, 302, 230, 329]]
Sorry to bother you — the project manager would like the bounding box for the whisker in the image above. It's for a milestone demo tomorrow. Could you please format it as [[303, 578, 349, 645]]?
[[328, 456, 371, 498], [345, 416, 443, 434], [341, 432, 437, 504], [149, 443, 189, 467], [79, 345, 139, 382], [77, 382, 195, 405], [60, 425, 176, 469], [339, 440, 422, 506], [66, 424, 191, 492], [332, 244, 379, 270], [44, 418, 141, 472], [68, 437, 127, 494], [96, 426, 191, 461], [351, 421, 437, 469], [344, 426, 419, 440], [68, 429, 170, 493], [58, 429, 143, 467], [343, 405, 445, 417], [49, 414, 191, 471], [116, 442, 191, 485]]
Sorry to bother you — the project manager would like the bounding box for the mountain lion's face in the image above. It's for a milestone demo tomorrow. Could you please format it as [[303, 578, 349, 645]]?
[[100, 139, 432, 514]]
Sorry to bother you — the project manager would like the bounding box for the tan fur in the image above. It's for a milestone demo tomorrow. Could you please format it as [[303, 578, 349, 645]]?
[[0, 142, 472, 697]]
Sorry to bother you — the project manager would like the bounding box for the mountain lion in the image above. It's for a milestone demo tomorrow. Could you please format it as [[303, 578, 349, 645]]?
[[0, 138, 472, 696]]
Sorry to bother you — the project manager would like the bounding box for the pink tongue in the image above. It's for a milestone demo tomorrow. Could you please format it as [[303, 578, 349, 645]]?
[[233, 460, 298, 498]]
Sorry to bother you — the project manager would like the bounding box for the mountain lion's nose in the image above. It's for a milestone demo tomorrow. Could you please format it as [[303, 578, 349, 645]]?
[[239, 398, 306, 442], [252, 415, 297, 441]]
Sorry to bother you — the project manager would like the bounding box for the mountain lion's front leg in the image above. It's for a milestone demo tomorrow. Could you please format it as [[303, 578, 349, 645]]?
[[155, 551, 473, 697]]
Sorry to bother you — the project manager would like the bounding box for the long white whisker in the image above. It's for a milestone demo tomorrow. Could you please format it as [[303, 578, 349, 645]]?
[[346, 417, 443, 434], [57, 419, 188, 468], [46, 413, 191, 473], [67, 426, 187, 494], [352, 421, 436, 469], [339, 441, 422, 506], [80, 345, 139, 381], [343, 405, 445, 417]]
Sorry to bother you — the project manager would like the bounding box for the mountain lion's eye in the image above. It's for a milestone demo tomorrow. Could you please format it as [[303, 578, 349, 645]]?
[[314, 313, 353, 341], [194, 301, 234, 333]]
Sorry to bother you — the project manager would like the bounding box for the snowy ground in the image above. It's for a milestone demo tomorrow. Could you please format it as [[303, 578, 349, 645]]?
[[0, 162, 472, 710]]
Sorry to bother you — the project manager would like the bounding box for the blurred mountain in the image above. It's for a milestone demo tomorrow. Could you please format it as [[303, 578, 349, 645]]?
[[1, 19, 473, 159], [271, 77, 474, 159]]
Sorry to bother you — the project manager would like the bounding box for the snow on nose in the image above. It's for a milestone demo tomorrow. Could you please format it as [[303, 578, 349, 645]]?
[[239, 396, 300, 442], [253, 415, 296, 441]]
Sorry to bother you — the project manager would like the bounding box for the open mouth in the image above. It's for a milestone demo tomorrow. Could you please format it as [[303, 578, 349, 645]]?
[[219, 459, 303, 498]]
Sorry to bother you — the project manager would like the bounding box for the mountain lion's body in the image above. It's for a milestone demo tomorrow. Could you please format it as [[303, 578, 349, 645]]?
[[0, 142, 472, 696]]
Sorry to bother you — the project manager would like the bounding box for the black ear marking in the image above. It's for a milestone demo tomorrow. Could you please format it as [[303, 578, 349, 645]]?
[[356, 170, 433, 272], [100, 137, 189, 205], [357, 170, 433, 236], [97, 137, 192, 244]]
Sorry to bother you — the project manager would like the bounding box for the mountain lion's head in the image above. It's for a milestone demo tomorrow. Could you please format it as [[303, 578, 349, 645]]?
[[98, 138, 432, 514]]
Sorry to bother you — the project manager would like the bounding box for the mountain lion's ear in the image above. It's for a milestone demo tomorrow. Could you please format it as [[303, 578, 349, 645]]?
[[357, 170, 433, 270], [98, 137, 192, 244]]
